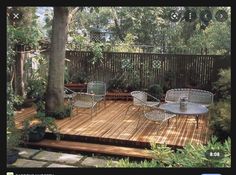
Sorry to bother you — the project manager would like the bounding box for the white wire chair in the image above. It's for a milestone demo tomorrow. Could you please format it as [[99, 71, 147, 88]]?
[[126, 91, 176, 130], [165, 88, 214, 107], [71, 92, 98, 119], [87, 81, 106, 106], [64, 87, 98, 119]]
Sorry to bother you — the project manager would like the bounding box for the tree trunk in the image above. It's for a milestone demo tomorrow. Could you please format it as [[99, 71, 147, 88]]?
[[15, 49, 25, 97], [46, 7, 69, 114]]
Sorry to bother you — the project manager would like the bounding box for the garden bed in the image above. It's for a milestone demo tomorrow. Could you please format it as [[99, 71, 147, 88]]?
[[64, 83, 87, 92], [105, 92, 132, 101]]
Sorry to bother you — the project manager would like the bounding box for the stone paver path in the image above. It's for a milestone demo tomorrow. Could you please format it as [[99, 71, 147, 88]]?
[[8, 147, 119, 168]]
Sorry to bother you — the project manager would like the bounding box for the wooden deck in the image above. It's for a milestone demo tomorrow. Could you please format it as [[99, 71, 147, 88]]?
[[15, 100, 209, 149]]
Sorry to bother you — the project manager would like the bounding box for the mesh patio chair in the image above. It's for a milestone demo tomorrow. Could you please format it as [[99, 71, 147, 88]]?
[[165, 88, 214, 107], [87, 81, 106, 106], [188, 89, 214, 107], [126, 91, 176, 130], [71, 92, 98, 119], [165, 88, 190, 103], [125, 91, 161, 114]]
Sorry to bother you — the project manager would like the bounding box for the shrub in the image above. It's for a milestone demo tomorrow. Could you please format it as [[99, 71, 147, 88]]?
[[162, 72, 176, 93], [210, 68, 231, 141], [147, 84, 163, 99], [112, 136, 231, 168], [35, 98, 45, 112], [172, 136, 231, 167], [7, 84, 22, 151], [26, 78, 46, 99], [209, 99, 231, 140], [213, 68, 231, 100], [7, 124, 22, 152], [46, 104, 73, 119], [107, 78, 125, 91]]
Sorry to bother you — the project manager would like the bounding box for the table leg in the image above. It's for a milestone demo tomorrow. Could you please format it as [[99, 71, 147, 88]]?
[[195, 115, 199, 128]]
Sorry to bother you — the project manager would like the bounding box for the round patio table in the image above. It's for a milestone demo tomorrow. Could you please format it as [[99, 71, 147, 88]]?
[[159, 102, 208, 128]]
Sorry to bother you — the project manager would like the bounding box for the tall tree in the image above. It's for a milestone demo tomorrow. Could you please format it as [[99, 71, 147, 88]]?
[[45, 7, 69, 114], [7, 7, 41, 96]]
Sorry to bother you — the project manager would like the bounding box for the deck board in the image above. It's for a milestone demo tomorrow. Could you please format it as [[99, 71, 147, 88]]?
[[15, 100, 209, 148], [25, 139, 154, 159]]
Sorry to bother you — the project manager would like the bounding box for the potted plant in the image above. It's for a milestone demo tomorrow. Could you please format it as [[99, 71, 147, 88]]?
[[23, 112, 60, 142]]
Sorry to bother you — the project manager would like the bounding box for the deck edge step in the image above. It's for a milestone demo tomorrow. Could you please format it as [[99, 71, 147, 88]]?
[[24, 139, 155, 159]]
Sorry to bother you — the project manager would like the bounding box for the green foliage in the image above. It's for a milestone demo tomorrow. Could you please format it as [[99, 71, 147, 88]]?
[[119, 58, 141, 91], [7, 84, 15, 119], [7, 96, 14, 120], [23, 111, 60, 141], [8, 25, 43, 49], [149, 142, 174, 167], [25, 55, 47, 99], [67, 35, 88, 50], [113, 137, 231, 168], [12, 95, 24, 110], [213, 68, 231, 100], [35, 99, 45, 112], [64, 66, 70, 84], [112, 33, 140, 52], [7, 123, 22, 151], [7, 83, 22, 151], [108, 158, 160, 168], [27, 79, 46, 99], [67, 7, 230, 54], [189, 20, 231, 55], [7, 83, 24, 111], [163, 71, 176, 92], [173, 136, 231, 167], [68, 71, 88, 83], [148, 84, 163, 99], [107, 78, 125, 91], [47, 104, 73, 119], [209, 68, 231, 140], [76, 72, 89, 83], [90, 42, 104, 65], [209, 99, 231, 140]]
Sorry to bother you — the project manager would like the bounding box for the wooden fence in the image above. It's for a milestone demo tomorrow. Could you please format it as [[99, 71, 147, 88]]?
[[65, 51, 230, 90]]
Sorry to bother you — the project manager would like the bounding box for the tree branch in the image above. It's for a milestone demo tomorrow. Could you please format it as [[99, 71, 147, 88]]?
[[111, 7, 125, 42], [68, 7, 80, 24]]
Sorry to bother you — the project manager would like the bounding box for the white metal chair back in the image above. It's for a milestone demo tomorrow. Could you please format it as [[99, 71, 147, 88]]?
[[165, 88, 214, 107], [188, 89, 214, 107], [87, 81, 106, 95], [131, 91, 147, 106], [165, 89, 189, 103], [72, 92, 97, 118]]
